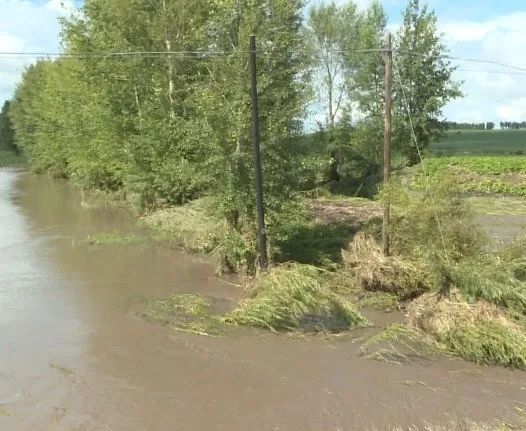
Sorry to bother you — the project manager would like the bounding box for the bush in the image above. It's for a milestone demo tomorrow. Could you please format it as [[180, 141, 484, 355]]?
[[381, 179, 485, 263], [226, 264, 367, 332]]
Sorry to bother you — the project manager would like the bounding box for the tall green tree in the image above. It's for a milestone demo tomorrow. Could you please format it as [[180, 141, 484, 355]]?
[[394, 0, 461, 164], [0, 101, 16, 153], [306, 1, 360, 130], [348, 0, 387, 164]]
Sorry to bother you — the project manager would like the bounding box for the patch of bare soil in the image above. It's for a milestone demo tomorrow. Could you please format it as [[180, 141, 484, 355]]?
[[309, 198, 382, 225]]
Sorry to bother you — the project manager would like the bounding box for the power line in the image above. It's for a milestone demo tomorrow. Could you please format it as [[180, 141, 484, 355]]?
[[0, 47, 387, 59], [397, 49, 526, 73], [3, 48, 526, 78]]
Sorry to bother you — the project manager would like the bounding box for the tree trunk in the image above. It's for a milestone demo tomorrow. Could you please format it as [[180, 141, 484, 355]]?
[[162, 0, 175, 120]]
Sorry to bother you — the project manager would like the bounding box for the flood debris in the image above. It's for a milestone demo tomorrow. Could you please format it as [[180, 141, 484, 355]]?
[[407, 292, 526, 369], [343, 232, 431, 300]]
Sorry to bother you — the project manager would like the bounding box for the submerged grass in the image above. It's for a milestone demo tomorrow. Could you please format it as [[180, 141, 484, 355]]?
[[362, 323, 442, 364], [407, 293, 526, 369], [226, 264, 367, 332], [82, 231, 145, 246], [140, 293, 227, 336]]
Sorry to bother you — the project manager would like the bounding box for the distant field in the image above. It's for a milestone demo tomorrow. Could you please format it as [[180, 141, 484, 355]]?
[[432, 129, 526, 156], [414, 156, 526, 196]]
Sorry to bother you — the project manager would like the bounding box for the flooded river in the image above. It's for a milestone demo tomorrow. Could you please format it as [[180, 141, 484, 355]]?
[[1, 169, 525, 431]]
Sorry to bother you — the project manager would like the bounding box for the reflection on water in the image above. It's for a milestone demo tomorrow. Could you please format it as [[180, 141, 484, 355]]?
[[1, 169, 525, 431]]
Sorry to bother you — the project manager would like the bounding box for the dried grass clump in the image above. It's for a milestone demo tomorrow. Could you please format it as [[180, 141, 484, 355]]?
[[226, 264, 367, 332], [407, 292, 526, 369], [343, 233, 432, 299]]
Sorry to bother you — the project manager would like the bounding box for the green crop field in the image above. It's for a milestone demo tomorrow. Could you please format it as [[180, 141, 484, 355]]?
[[432, 129, 526, 156]]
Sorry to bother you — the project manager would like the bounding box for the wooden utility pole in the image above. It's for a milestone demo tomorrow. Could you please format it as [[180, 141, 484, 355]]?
[[249, 35, 269, 270], [382, 32, 393, 256]]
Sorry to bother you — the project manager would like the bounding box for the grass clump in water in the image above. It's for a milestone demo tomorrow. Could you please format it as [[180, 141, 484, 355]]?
[[226, 264, 367, 332], [82, 231, 145, 246], [343, 232, 432, 300], [362, 323, 441, 364], [140, 294, 226, 336], [407, 292, 526, 369]]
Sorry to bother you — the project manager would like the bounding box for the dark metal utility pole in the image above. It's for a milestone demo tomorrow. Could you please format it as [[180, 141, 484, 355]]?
[[249, 35, 269, 270], [382, 32, 393, 256]]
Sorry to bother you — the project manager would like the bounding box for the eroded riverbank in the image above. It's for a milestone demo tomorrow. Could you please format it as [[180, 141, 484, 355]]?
[[1, 169, 525, 431]]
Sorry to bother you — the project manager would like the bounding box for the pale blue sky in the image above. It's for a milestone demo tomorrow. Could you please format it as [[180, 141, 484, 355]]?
[[1, 0, 526, 124]]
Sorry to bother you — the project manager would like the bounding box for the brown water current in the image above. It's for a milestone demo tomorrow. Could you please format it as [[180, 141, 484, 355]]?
[[1, 169, 525, 431]]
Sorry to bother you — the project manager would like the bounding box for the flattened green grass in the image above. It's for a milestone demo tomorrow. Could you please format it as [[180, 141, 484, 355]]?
[[82, 231, 145, 246], [226, 264, 367, 332], [140, 294, 226, 336], [142, 197, 223, 253]]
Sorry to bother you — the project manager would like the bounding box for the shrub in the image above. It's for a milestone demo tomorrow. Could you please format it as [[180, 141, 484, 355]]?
[[342, 232, 433, 299]]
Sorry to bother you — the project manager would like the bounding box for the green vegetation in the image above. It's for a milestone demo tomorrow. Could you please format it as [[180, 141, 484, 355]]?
[[433, 130, 526, 156], [226, 264, 367, 332], [363, 323, 441, 363], [82, 231, 145, 246], [6, 0, 461, 274], [356, 291, 400, 310], [407, 293, 526, 369], [140, 294, 227, 336], [142, 198, 223, 254], [0, 149, 25, 168], [410, 156, 526, 196]]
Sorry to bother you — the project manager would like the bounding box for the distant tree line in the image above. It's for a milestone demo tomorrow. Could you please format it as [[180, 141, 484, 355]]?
[[500, 121, 526, 130], [444, 121, 526, 131], [443, 121, 495, 131]]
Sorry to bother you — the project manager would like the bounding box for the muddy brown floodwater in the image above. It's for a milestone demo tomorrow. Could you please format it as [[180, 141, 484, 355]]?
[[1, 169, 526, 431]]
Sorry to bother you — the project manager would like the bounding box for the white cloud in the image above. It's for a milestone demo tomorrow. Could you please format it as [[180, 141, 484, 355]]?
[[441, 12, 526, 123], [496, 97, 526, 121], [0, 0, 73, 103]]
